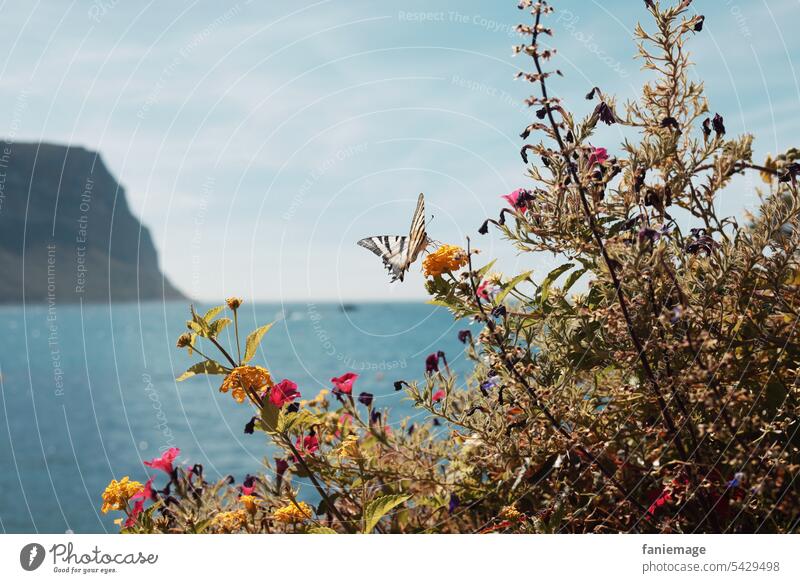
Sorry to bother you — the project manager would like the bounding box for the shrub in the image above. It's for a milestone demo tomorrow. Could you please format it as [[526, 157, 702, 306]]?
[[105, 0, 800, 533]]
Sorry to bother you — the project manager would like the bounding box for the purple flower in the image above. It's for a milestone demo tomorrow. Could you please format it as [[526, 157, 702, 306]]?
[[358, 392, 374, 407]]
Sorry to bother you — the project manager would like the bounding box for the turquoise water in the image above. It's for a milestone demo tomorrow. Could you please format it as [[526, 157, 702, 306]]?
[[0, 301, 471, 533]]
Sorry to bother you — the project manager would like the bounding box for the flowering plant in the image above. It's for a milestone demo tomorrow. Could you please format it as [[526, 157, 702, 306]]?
[[105, 1, 799, 533]]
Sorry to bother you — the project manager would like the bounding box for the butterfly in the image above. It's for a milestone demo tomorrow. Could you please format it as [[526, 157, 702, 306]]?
[[357, 193, 430, 282]]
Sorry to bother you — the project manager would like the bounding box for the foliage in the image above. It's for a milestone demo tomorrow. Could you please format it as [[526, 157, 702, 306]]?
[[105, 0, 799, 533]]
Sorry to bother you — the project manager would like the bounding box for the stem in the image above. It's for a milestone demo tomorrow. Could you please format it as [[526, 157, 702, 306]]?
[[209, 336, 238, 368], [233, 309, 242, 364], [283, 435, 354, 532]]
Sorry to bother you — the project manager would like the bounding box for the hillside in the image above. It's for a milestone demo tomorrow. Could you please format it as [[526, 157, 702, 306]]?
[[0, 141, 185, 303]]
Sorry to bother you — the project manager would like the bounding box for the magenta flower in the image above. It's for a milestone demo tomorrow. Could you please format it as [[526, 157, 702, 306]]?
[[501, 188, 528, 211], [432, 389, 446, 403], [588, 147, 609, 167], [270, 379, 301, 408], [143, 447, 180, 475], [331, 372, 358, 395]]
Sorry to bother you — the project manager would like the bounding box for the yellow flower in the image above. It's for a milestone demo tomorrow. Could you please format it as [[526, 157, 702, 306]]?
[[226, 297, 243, 310], [300, 389, 329, 408], [422, 244, 469, 277], [101, 477, 143, 514], [219, 366, 273, 403], [335, 435, 361, 460], [240, 495, 260, 514], [499, 504, 522, 521], [273, 501, 313, 523], [211, 509, 249, 532]]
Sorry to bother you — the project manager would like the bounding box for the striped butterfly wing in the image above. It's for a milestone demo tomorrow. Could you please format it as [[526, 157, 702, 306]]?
[[357, 235, 410, 282], [406, 193, 428, 264]]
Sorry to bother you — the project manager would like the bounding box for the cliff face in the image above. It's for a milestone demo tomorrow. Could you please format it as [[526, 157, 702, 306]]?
[[0, 142, 185, 303]]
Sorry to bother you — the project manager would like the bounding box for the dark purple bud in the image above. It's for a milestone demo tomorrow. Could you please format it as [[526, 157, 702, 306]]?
[[370, 410, 382, 425], [593, 102, 616, 125], [693, 15, 705, 31], [661, 116, 681, 133], [243, 474, 257, 489], [478, 219, 490, 235], [275, 459, 289, 477], [585, 86, 600, 100], [394, 380, 405, 391], [286, 402, 300, 413], [425, 353, 440, 374], [712, 113, 726, 136], [491, 305, 507, 319], [244, 416, 257, 435], [702, 117, 712, 139], [358, 392, 374, 407], [448, 493, 461, 514], [458, 329, 472, 344], [224, 475, 235, 485]]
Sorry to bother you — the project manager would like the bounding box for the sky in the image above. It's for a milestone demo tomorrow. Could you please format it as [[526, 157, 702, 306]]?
[[0, 0, 798, 302]]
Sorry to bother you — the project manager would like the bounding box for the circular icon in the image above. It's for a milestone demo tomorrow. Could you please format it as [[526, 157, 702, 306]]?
[[19, 543, 46, 571]]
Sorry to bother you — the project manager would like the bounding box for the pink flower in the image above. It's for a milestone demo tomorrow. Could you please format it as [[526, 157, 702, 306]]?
[[143, 447, 180, 475], [124, 498, 145, 528], [132, 477, 155, 502], [124, 477, 154, 528], [331, 372, 358, 395], [588, 147, 608, 167], [501, 188, 528, 211], [477, 280, 500, 300], [269, 379, 301, 408], [294, 432, 319, 461], [432, 389, 446, 403]]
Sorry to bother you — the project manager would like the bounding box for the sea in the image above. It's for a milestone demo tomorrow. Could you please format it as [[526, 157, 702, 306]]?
[[0, 301, 474, 533]]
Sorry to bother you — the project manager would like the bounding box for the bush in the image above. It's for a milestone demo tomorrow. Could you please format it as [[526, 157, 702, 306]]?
[[103, 0, 800, 534]]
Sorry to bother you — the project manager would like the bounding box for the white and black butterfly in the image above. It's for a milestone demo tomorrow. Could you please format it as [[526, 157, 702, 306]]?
[[357, 193, 430, 282]]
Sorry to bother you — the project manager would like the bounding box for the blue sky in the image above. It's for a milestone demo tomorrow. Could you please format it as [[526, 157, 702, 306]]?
[[0, 0, 798, 301]]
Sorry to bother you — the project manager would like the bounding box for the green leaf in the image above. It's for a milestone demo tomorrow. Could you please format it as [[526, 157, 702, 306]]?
[[243, 323, 274, 364], [562, 268, 588, 294], [278, 409, 318, 434], [259, 401, 281, 433], [176, 359, 227, 382], [208, 317, 232, 338], [540, 263, 575, 304], [495, 270, 533, 304], [362, 494, 411, 533], [476, 259, 497, 279], [203, 305, 225, 322], [307, 526, 337, 534]]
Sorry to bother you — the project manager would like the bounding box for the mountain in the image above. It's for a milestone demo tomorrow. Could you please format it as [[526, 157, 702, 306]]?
[[0, 141, 186, 303]]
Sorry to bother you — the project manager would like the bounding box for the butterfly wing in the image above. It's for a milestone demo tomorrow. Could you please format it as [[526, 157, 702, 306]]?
[[357, 235, 410, 282], [406, 193, 428, 264]]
